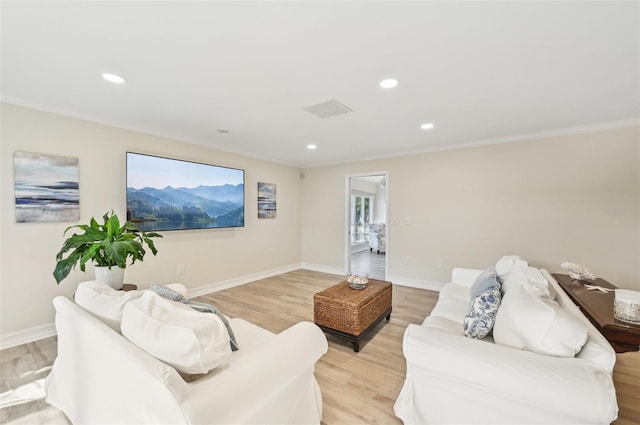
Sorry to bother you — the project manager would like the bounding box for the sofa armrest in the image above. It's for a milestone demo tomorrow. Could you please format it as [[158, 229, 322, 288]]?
[[450, 267, 483, 287], [181, 321, 328, 424], [402, 324, 617, 422], [46, 297, 190, 424]]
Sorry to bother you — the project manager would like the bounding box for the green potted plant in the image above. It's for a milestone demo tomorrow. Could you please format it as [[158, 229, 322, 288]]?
[[53, 210, 162, 288]]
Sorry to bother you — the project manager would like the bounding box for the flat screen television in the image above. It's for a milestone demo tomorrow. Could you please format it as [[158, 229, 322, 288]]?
[[126, 152, 244, 231]]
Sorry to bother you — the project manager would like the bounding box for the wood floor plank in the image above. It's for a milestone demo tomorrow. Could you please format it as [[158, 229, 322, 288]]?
[[1, 269, 638, 424], [350, 250, 386, 280]]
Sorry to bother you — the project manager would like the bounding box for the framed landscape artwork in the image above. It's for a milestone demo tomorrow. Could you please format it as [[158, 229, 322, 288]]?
[[258, 182, 276, 218], [14, 151, 80, 223], [126, 152, 245, 231]]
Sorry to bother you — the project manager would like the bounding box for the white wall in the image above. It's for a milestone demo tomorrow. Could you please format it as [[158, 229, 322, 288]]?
[[375, 183, 386, 224], [301, 125, 640, 289], [0, 103, 302, 337], [2, 103, 639, 343]]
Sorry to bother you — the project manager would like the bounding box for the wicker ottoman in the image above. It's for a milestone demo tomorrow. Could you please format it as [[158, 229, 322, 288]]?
[[313, 279, 392, 352]]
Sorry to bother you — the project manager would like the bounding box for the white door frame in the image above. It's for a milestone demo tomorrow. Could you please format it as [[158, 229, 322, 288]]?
[[344, 171, 389, 280]]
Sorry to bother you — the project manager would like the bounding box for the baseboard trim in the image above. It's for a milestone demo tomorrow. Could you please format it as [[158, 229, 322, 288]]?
[[0, 322, 57, 350], [387, 275, 446, 291], [299, 263, 347, 277], [300, 264, 445, 291], [0, 264, 302, 349], [0, 264, 443, 349], [187, 263, 302, 298]]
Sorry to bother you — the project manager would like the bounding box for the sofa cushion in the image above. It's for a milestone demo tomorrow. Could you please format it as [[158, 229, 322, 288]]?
[[469, 268, 500, 299], [224, 318, 277, 366], [463, 286, 502, 339], [121, 292, 231, 375], [495, 255, 528, 280], [74, 281, 143, 332], [493, 286, 588, 357], [451, 268, 484, 287], [422, 315, 465, 335], [502, 264, 556, 300], [430, 286, 472, 325], [439, 282, 473, 302]]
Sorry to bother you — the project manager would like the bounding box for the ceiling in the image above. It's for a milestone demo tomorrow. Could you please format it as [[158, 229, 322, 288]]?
[[2, 1, 639, 168]]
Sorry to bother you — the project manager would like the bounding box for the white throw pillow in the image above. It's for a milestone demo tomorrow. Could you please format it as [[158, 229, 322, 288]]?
[[74, 281, 143, 332], [121, 292, 231, 374], [494, 255, 528, 280], [502, 264, 556, 300], [493, 286, 587, 357], [164, 283, 188, 298]]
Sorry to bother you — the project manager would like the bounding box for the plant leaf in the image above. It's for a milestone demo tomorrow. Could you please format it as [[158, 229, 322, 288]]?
[[53, 254, 81, 284], [53, 210, 162, 283], [104, 240, 142, 268]]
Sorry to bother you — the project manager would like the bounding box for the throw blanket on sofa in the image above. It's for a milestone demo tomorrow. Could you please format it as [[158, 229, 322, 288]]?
[[151, 283, 239, 351]]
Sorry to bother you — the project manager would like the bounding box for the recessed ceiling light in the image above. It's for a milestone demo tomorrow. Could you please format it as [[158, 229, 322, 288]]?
[[101, 73, 127, 84], [307, 144, 317, 150], [380, 78, 399, 89], [420, 123, 435, 130]]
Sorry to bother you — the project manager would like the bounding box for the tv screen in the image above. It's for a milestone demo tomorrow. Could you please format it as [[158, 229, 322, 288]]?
[[126, 152, 244, 231]]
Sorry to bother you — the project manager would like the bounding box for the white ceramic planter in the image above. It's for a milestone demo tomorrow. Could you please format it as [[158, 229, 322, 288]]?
[[94, 266, 125, 290]]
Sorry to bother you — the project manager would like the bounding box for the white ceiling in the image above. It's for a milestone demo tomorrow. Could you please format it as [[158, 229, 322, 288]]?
[[2, 1, 639, 168]]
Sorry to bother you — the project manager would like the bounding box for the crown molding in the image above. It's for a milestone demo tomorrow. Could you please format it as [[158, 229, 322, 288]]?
[[303, 117, 640, 169], [3, 96, 637, 170], [0, 97, 300, 169]]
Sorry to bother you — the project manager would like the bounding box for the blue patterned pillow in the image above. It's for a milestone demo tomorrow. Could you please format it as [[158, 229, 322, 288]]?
[[469, 268, 501, 299], [463, 286, 502, 339]]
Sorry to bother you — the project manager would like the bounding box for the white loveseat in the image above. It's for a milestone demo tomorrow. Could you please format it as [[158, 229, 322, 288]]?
[[46, 292, 328, 424], [394, 265, 618, 424]]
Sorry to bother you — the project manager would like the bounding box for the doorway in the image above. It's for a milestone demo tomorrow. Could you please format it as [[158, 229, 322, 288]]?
[[346, 172, 388, 281]]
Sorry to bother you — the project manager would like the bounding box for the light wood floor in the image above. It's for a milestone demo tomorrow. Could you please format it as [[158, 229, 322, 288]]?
[[1, 269, 639, 424], [350, 249, 386, 281]]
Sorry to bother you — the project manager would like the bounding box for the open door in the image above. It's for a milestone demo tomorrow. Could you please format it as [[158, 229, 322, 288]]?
[[346, 172, 388, 281]]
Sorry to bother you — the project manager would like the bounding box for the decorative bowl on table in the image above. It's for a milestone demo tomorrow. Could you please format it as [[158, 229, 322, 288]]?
[[614, 289, 640, 324], [347, 273, 369, 290]]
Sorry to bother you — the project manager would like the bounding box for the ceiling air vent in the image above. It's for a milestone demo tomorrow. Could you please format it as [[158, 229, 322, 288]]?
[[303, 99, 353, 119]]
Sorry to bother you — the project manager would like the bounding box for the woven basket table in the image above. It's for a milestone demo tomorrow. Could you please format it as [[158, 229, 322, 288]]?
[[313, 279, 392, 352]]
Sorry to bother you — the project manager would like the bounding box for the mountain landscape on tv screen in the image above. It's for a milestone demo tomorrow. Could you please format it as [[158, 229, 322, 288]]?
[[126, 183, 244, 230]]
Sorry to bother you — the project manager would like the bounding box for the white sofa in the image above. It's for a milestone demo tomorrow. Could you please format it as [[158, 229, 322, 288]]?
[[394, 266, 618, 424], [46, 294, 328, 424]]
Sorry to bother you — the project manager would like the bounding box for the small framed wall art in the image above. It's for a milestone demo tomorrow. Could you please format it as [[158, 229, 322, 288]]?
[[257, 182, 276, 218], [14, 151, 79, 223]]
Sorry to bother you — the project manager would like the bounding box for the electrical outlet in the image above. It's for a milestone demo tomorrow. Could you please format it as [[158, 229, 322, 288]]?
[[435, 260, 443, 268], [404, 257, 410, 265], [177, 264, 185, 275]]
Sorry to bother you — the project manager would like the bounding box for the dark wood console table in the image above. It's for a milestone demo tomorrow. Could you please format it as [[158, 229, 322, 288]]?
[[553, 273, 640, 353]]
